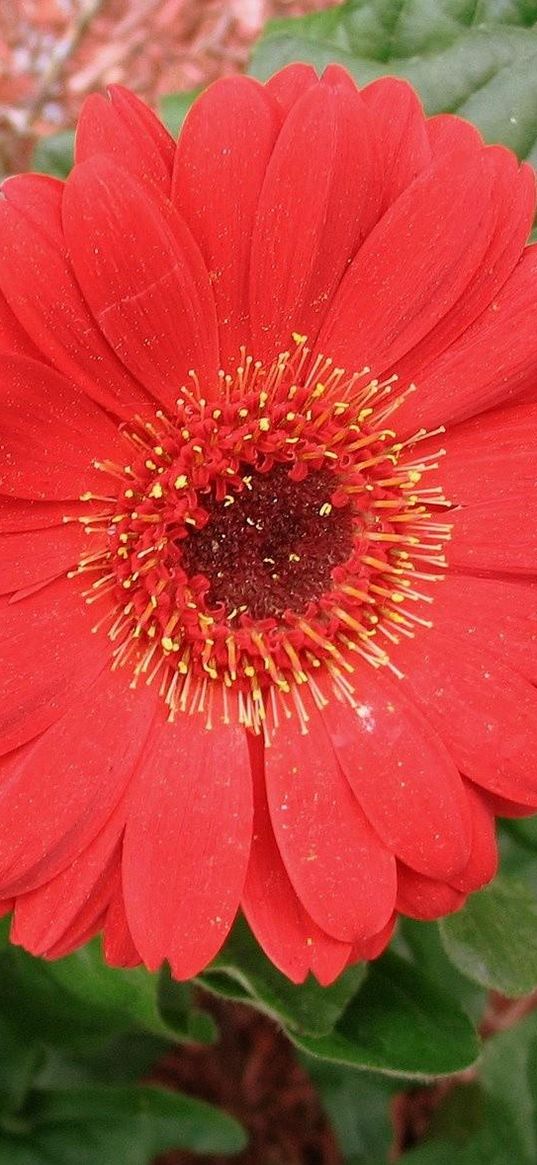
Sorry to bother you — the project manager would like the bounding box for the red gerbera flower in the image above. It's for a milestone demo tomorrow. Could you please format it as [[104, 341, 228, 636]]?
[[1, 64, 537, 985]]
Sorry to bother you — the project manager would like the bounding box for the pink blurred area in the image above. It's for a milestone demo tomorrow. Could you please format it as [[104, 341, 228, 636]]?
[[0, 0, 338, 172]]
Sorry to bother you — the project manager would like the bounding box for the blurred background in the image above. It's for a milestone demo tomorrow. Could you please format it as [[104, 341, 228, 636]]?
[[0, 0, 336, 172]]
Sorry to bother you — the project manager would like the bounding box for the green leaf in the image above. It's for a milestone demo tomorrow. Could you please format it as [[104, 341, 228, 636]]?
[[0, 940, 197, 1053], [401, 1010, 537, 1164], [34, 1032, 170, 1089], [305, 1059, 395, 1162], [503, 815, 537, 855], [294, 951, 480, 1080], [202, 915, 366, 1036], [159, 90, 200, 136], [1, 1086, 246, 1164], [32, 131, 75, 178], [440, 876, 537, 996], [0, 1017, 43, 1114], [250, 0, 537, 164], [158, 968, 218, 1045], [399, 919, 486, 1023]]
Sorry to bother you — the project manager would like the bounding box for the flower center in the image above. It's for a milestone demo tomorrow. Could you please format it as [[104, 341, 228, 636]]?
[[179, 463, 355, 620], [71, 337, 451, 734]]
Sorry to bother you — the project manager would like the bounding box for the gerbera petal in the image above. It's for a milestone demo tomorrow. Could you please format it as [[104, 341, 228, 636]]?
[[242, 733, 352, 985], [428, 575, 537, 685], [396, 863, 466, 920], [44, 904, 110, 961], [2, 172, 63, 225], [123, 709, 252, 979], [62, 156, 219, 409], [265, 62, 318, 117], [11, 804, 125, 957], [0, 577, 111, 754], [172, 76, 280, 369], [449, 495, 537, 574], [392, 153, 536, 390], [0, 177, 152, 419], [349, 915, 396, 964], [265, 697, 396, 944], [0, 355, 123, 501], [393, 630, 537, 806], [103, 883, 141, 968], [361, 78, 432, 212], [318, 665, 471, 879], [0, 525, 102, 594], [316, 146, 519, 377], [0, 497, 96, 534], [250, 64, 381, 361], [449, 782, 497, 894], [0, 289, 41, 359], [0, 669, 156, 897], [427, 112, 483, 156], [437, 401, 537, 506], [76, 85, 175, 191], [395, 245, 537, 435], [479, 788, 537, 819]]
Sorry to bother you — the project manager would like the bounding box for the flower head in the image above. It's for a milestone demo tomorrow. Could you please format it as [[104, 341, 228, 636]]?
[[1, 64, 537, 984]]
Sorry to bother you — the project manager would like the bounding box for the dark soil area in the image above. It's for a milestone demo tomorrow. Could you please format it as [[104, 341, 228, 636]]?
[[153, 995, 343, 1165]]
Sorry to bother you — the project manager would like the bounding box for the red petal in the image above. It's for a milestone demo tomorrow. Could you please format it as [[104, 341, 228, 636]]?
[[123, 709, 252, 979], [393, 630, 537, 806], [0, 576, 111, 754], [242, 733, 351, 985], [12, 803, 125, 956], [265, 63, 318, 117], [0, 524, 103, 594], [349, 914, 396, 963], [449, 782, 497, 894], [63, 157, 219, 410], [0, 177, 152, 420], [173, 77, 280, 369], [318, 665, 471, 879], [396, 863, 466, 920], [428, 113, 483, 156], [76, 85, 175, 192], [392, 152, 535, 393], [431, 402, 537, 574], [428, 575, 537, 685], [437, 401, 537, 507], [317, 147, 519, 377], [0, 669, 156, 896], [0, 355, 122, 501], [361, 78, 432, 212], [0, 290, 41, 359], [103, 883, 141, 968], [479, 788, 537, 819], [0, 497, 99, 534], [42, 904, 110, 961], [449, 495, 537, 575], [265, 696, 396, 943], [250, 65, 381, 362], [2, 172, 63, 225], [36, 912, 107, 961], [396, 245, 537, 435]]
